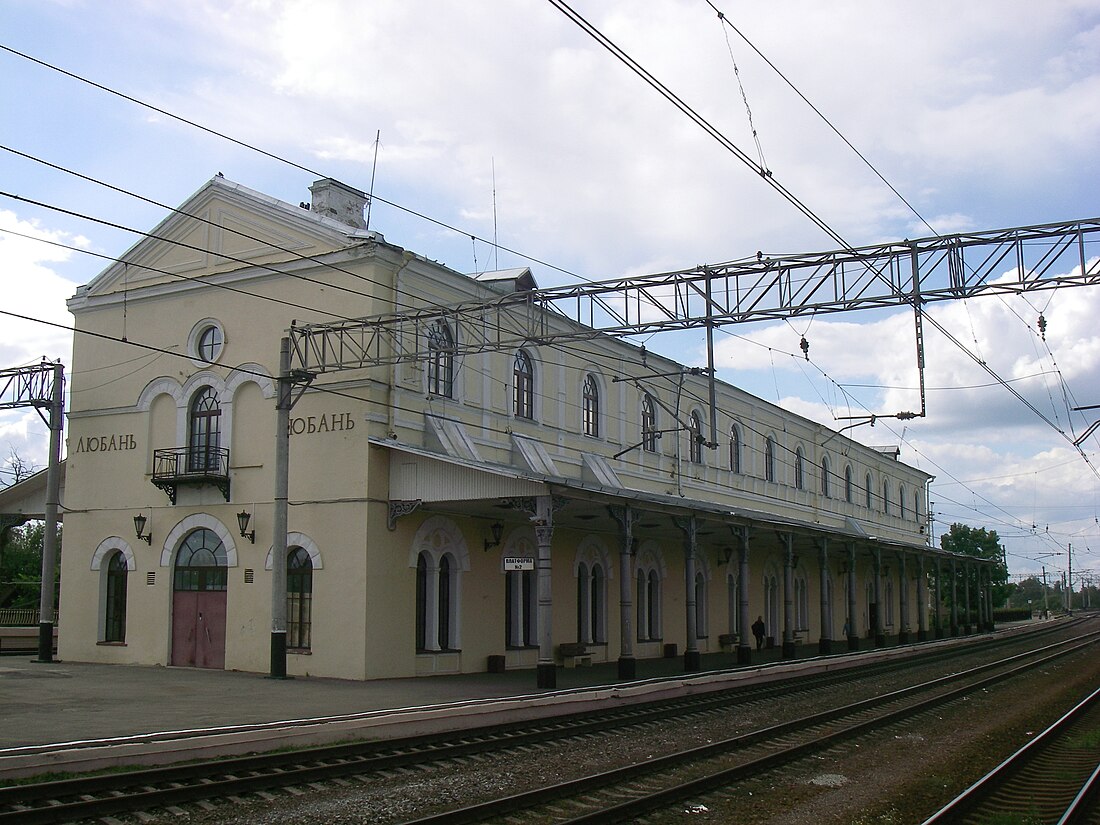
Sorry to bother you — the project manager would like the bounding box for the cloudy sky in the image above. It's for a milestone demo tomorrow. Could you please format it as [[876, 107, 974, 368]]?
[[2, 0, 1099, 580]]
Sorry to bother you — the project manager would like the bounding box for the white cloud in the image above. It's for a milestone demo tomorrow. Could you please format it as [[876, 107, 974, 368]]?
[[4, 0, 1100, 566], [0, 210, 79, 365]]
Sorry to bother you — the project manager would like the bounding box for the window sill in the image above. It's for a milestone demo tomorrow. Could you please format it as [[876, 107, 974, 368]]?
[[96, 641, 127, 647], [288, 648, 311, 655]]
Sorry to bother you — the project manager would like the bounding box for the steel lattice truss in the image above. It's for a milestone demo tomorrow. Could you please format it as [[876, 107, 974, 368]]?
[[289, 217, 1100, 374], [0, 363, 55, 410]]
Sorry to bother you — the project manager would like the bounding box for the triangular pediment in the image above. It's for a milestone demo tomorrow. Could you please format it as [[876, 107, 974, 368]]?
[[80, 177, 360, 298]]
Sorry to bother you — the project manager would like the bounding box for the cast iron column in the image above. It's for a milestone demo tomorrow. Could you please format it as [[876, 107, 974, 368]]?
[[950, 558, 959, 636], [935, 557, 944, 638], [847, 543, 858, 651], [898, 552, 910, 645], [873, 548, 885, 647], [736, 527, 752, 665], [963, 561, 972, 634], [678, 515, 701, 671], [610, 505, 636, 679], [781, 533, 796, 659], [817, 538, 832, 654], [535, 495, 555, 689], [917, 554, 928, 642]]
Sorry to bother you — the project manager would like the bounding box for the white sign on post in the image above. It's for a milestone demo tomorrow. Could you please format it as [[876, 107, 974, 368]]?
[[503, 557, 535, 571]]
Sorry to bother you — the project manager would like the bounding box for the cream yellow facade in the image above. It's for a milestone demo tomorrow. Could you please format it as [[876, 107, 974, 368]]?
[[57, 176, 986, 684]]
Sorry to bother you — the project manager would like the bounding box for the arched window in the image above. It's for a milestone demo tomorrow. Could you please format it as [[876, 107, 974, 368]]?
[[513, 350, 534, 419], [438, 555, 452, 648], [636, 562, 662, 642], [427, 319, 454, 398], [188, 387, 221, 472], [765, 437, 776, 482], [582, 373, 600, 437], [416, 554, 427, 650], [641, 393, 659, 453], [688, 411, 704, 464], [821, 456, 831, 497], [764, 573, 779, 642], [899, 484, 907, 519], [416, 550, 458, 651], [865, 472, 874, 509], [576, 561, 606, 644], [915, 490, 923, 522], [794, 572, 809, 630], [882, 478, 891, 515], [287, 547, 313, 650], [726, 572, 739, 636], [845, 466, 854, 503], [506, 535, 537, 648], [412, 518, 466, 654], [695, 570, 708, 638], [795, 447, 805, 489], [174, 528, 228, 591], [729, 424, 742, 474], [506, 566, 536, 647], [104, 551, 128, 643]]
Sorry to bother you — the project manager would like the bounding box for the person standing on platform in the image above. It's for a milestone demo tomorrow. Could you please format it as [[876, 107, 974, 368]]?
[[752, 615, 766, 650]]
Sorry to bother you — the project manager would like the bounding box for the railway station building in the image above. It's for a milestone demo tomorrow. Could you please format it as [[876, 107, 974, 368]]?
[[53, 175, 995, 685]]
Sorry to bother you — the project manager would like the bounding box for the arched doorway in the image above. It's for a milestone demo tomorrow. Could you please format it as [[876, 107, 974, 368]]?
[[171, 527, 228, 668]]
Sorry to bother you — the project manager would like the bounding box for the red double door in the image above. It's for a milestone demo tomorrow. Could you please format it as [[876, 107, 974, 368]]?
[[171, 590, 227, 669]]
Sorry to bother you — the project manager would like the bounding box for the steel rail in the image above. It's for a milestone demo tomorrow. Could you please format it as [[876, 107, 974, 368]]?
[[0, 623, 1085, 824], [922, 682, 1100, 824], [402, 632, 1100, 824]]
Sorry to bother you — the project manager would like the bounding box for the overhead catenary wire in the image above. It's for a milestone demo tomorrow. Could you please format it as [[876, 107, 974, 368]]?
[[3, 28, 1094, 547], [704, 0, 937, 237], [0, 43, 583, 285], [543, 0, 886, 273]]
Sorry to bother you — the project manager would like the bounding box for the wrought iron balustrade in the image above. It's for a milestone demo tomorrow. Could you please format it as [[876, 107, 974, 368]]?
[[151, 446, 231, 504]]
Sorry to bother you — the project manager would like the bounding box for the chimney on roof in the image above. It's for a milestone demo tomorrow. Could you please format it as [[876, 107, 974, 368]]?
[[309, 178, 367, 229]]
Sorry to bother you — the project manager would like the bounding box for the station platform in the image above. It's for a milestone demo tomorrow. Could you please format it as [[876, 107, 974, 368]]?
[[0, 628, 1024, 779]]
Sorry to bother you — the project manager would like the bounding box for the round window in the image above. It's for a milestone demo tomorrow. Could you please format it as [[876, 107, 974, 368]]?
[[197, 325, 223, 362]]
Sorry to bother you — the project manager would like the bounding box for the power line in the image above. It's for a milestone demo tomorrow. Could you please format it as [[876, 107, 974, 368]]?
[[704, 0, 936, 236], [544, 0, 878, 266], [0, 43, 584, 285]]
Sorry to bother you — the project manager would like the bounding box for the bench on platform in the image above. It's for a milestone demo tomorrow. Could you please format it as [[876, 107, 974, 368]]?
[[556, 642, 592, 668], [718, 633, 738, 652]]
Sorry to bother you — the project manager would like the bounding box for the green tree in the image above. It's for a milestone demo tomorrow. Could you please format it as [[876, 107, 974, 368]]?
[[0, 521, 60, 610], [939, 522, 1010, 608]]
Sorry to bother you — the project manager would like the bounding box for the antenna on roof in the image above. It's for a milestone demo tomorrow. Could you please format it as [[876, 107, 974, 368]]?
[[492, 157, 499, 271], [365, 129, 381, 232]]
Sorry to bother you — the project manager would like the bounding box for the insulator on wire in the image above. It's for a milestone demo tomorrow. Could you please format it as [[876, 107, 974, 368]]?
[[800, 336, 809, 360], [1038, 313, 1047, 340]]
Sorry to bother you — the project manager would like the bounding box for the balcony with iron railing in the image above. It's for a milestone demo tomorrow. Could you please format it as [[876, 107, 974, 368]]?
[[151, 446, 231, 504]]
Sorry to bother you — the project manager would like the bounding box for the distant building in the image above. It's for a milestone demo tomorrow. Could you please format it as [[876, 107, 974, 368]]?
[[56, 176, 989, 684]]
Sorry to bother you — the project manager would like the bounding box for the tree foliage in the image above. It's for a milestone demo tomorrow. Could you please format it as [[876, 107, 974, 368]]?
[[0, 521, 60, 609], [939, 522, 1011, 607], [1, 451, 55, 610]]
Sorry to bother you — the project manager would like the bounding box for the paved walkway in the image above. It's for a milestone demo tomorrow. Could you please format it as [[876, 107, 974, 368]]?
[[0, 645, 813, 750], [1, 627, 1020, 778]]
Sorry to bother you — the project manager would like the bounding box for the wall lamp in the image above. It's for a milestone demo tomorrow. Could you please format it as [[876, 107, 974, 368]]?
[[484, 521, 503, 551], [133, 513, 152, 545], [237, 510, 256, 544]]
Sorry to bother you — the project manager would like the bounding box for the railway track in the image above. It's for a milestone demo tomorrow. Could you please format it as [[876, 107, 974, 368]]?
[[922, 682, 1100, 825], [0, 623, 1092, 824], [402, 634, 1100, 824]]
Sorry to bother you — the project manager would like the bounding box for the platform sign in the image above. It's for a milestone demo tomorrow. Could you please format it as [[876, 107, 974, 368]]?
[[503, 556, 535, 571]]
